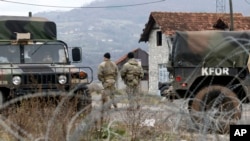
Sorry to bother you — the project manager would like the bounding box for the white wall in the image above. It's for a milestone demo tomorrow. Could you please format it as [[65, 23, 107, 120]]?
[[148, 24, 170, 95]]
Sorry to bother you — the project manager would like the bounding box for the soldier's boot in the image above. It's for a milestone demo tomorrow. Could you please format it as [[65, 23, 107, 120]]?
[[127, 107, 133, 111], [113, 104, 118, 109], [137, 105, 140, 110], [101, 96, 110, 111]]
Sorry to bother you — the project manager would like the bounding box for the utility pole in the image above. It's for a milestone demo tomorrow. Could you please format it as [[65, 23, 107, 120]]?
[[229, 0, 234, 30]]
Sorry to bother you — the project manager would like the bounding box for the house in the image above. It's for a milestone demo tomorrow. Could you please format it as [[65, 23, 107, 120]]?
[[139, 12, 250, 95], [115, 48, 148, 91]]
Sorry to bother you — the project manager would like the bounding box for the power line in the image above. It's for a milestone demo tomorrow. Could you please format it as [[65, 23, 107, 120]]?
[[0, 0, 166, 9]]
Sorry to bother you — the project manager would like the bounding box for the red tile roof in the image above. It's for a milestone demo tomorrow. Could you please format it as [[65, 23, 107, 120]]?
[[115, 48, 148, 66], [139, 12, 250, 42], [115, 48, 141, 65]]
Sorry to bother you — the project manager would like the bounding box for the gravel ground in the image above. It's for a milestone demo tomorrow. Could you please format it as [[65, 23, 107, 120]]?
[[87, 82, 250, 141], [90, 92, 250, 140]]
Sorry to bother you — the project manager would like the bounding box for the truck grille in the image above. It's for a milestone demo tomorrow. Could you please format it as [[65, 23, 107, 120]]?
[[0, 66, 93, 86], [22, 73, 60, 84], [19, 66, 62, 85]]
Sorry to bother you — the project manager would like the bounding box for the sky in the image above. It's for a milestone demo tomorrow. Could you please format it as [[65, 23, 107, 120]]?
[[0, 0, 250, 17], [0, 0, 97, 16]]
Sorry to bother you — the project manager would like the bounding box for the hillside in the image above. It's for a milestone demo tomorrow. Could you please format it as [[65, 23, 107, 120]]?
[[34, 0, 250, 81]]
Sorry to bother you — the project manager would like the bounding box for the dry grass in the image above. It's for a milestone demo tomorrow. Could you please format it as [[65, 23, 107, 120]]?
[[0, 84, 231, 141], [0, 95, 89, 141]]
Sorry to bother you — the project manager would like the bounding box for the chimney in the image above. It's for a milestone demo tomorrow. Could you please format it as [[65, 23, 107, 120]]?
[[28, 12, 32, 17]]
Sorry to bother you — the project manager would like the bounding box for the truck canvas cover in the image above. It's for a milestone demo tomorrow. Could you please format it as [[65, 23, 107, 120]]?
[[0, 16, 57, 40], [173, 31, 250, 67]]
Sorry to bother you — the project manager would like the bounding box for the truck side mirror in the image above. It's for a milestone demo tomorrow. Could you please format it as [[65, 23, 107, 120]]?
[[71, 47, 82, 62]]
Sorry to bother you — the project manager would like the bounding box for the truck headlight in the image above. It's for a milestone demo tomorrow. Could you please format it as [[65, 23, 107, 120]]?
[[58, 75, 67, 84], [12, 76, 21, 85]]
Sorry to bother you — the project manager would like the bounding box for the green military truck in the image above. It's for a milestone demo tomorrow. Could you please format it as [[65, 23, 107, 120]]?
[[166, 30, 250, 133], [0, 15, 93, 111]]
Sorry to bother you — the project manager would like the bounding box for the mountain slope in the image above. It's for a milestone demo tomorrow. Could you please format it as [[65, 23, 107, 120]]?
[[34, 0, 250, 80]]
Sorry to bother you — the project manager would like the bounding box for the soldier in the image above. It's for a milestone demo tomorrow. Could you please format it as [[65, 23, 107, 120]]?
[[98, 52, 118, 109], [7, 46, 19, 63], [120, 52, 144, 110], [42, 51, 53, 63]]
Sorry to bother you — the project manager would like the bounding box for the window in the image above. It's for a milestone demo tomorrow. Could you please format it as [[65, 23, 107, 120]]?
[[156, 31, 162, 46], [158, 64, 168, 83]]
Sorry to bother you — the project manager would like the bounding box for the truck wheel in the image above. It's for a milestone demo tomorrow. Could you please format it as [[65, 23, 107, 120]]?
[[160, 86, 169, 96], [189, 85, 241, 133], [0, 90, 6, 107], [75, 88, 92, 114]]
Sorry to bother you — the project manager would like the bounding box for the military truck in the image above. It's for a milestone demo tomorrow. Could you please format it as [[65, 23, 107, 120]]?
[[166, 30, 250, 133], [0, 15, 93, 111]]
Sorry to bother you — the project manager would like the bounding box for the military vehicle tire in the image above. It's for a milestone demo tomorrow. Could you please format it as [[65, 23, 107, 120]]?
[[160, 86, 169, 96], [75, 88, 92, 114], [0, 91, 5, 107], [189, 85, 241, 134]]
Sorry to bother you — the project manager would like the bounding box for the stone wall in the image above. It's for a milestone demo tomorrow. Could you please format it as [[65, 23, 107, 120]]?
[[148, 26, 169, 95]]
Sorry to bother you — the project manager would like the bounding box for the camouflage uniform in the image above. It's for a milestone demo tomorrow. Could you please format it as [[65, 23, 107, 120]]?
[[98, 57, 118, 109], [120, 58, 144, 110], [42, 52, 53, 63]]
